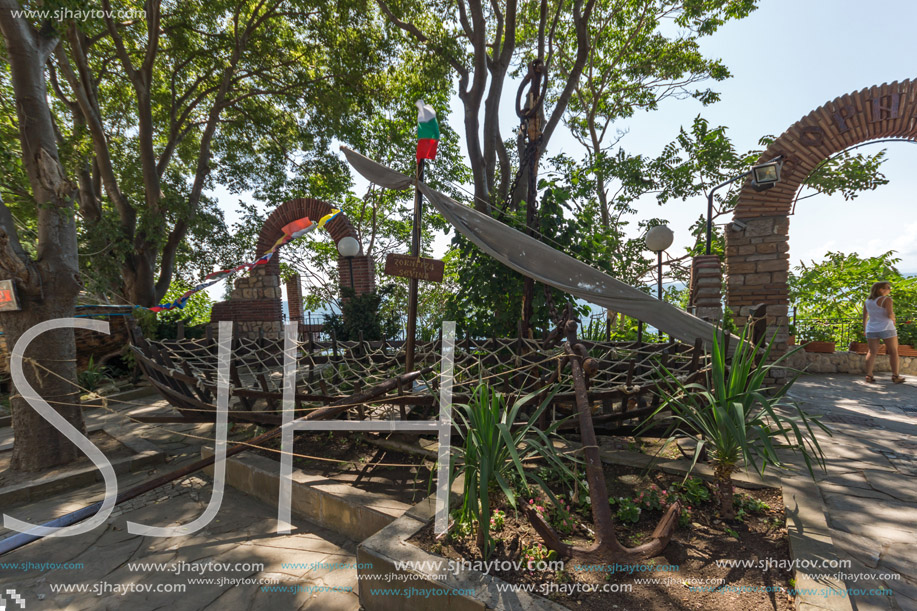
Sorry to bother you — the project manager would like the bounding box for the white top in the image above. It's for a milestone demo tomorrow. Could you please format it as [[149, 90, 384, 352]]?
[[865, 296, 895, 333]]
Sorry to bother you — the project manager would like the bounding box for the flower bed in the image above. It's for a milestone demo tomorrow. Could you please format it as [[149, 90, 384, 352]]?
[[412, 462, 792, 611]]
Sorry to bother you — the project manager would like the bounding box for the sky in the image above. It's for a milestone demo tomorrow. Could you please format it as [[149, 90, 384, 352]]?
[[209, 0, 917, 306], [605, 0, 917, 273]]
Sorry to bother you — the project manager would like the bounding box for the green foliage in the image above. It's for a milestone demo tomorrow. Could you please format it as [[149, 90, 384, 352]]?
[[521, 542, 557, 568], [488, 508, 506, 532], [671, 477, 712, 506], [642, 324, 830, 519], [323, 286, 401, 341], [678, 506, 694, 528], [443, 177, 603, 337], [452, 384, 574, 559], [805, 150, 889, 200], [634, 483, 670, 512], [78, 357, 113, 393], [155, 280, 214, 327], [528, 492, 578, 536], [796, 322, 836, 344], [733, 493, 769, 514], [790, 251, 917, 320], [613, 497, 642, 524]]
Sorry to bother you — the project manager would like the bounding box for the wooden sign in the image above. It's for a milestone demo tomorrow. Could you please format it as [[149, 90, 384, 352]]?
[[0, 279, 21, 312], [384, 254, 445, 282]]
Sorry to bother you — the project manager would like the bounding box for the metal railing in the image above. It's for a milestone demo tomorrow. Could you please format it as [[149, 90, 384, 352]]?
[[791, 308, 917, 348]]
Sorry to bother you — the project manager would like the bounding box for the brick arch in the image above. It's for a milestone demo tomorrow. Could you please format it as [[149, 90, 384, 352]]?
[[257, 197, 359, 276], [210, 197, 375, 338], [726, 79, 917, 357]]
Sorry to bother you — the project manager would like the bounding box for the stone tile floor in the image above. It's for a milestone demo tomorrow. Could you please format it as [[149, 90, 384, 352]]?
[[0, 392, 362, 610], [787, 374, 917, 611]]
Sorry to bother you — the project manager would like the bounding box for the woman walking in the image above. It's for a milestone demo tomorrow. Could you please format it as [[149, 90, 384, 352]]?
[[863, 281, 905, 384]]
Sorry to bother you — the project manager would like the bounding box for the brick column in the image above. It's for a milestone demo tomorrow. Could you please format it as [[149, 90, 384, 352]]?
[[286, 273, 303, 322], [725, 215, 791, 378], [338, 255, 375, 296], [690, 255, 723, 321]]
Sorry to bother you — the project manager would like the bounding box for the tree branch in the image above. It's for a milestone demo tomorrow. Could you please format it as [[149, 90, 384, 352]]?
[[375, 0, 468, 80]]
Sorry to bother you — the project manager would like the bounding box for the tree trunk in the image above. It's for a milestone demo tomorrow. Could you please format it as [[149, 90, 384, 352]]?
[[1, 1, 86, 471], [6, 296, 85, 471], [714, 463, 736, 520]]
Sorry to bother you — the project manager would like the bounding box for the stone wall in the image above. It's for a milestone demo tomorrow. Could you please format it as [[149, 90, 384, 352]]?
[[786, 349, 917, 375], [210, 268, 283, 338]]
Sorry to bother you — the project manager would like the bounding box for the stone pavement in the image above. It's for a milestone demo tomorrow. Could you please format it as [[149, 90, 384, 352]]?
[[0, 391, 362, 610], [787, 374, 917, 611]]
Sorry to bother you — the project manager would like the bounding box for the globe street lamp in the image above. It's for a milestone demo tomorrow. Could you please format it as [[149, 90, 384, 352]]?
[[646, 225, 674, 302], [337, 236, 360, 291], [705, 156, 783, 255]]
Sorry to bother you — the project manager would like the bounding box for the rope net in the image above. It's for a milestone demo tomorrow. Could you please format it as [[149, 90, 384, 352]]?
[[130, 328, 707, 423]]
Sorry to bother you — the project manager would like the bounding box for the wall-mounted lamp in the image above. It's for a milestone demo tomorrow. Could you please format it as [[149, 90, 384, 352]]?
[[705, 156, 784, 254]]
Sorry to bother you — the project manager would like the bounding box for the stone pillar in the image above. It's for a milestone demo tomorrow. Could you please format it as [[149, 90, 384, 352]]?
[[690, 255, 723, 321], [724, 215, 791, 383], [724, 215, 790, 353], [209, 267, 283, 339]]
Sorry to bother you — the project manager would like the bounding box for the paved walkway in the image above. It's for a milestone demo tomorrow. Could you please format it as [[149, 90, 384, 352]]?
[[0, 391, 362, 610], [787, 374, 917, 611]]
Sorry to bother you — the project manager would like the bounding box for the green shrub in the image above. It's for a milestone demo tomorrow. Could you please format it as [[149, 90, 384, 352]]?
[[614, 497, 641, 524], [671, 477, 711, 506], [642, 323, 830, 520]]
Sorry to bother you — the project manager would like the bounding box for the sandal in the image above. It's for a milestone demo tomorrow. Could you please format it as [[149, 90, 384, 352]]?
[[865, 375, 877, 384], [892, 375, 906, 384]]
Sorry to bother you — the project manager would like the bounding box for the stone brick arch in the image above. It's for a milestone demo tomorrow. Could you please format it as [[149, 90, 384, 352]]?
[[211, 197, 375, 338], [725, 79, 917, 358]]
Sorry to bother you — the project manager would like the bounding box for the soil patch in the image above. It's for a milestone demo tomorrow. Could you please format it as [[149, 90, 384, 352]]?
[[413, 462, 792, 611], [0, 430, 134, 488]]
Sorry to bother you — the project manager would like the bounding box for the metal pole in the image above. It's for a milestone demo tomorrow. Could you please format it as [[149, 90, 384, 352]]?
[[347, 257, 355, 291], [658, 250, 664, 342], [405, 159, 424, 373], [705, 190, 715, 255], [705, 170, 752, 255]]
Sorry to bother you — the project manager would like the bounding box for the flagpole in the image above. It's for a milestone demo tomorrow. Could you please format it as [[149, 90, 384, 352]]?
[[405, 158, 424, 373]]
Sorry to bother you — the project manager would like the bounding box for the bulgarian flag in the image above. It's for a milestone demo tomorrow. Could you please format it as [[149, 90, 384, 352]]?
[[416, 100, 440, 161]]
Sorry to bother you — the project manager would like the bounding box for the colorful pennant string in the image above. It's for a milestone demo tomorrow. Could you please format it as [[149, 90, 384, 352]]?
[[147, 209, 340, 313]]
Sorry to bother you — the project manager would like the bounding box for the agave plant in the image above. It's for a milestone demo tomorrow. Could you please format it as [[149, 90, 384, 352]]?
[[643, 324, 831, 519], [452, 383, 575, 559]]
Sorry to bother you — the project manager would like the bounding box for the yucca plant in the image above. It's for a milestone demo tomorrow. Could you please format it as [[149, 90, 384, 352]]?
[[78, 356, 114, 393], [642, 324, 830, 520], [452, 383, 575, 559]]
